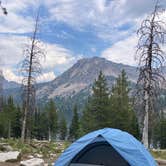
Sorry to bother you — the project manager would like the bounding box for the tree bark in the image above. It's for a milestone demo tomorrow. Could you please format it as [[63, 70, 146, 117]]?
[[48, 127, 51, 142], [8, 120, 11, 139]]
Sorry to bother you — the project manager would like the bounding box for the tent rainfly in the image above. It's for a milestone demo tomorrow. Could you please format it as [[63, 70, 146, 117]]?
[[54, 128, 157, 166]]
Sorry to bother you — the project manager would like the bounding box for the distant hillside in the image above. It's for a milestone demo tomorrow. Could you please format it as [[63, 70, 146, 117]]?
[[36, 57, 138, 100], [2, 57, 166, 121]]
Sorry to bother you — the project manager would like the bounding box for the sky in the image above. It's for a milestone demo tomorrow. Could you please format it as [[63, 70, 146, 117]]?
[[0, 0, 166, 83]]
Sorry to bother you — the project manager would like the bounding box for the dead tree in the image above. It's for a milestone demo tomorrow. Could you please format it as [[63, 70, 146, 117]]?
[[136, 1, 166, 148], [21, 11, 45, 143]]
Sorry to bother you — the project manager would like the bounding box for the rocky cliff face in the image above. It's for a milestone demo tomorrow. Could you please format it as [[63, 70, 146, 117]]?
[[36, 57, 138, 99]]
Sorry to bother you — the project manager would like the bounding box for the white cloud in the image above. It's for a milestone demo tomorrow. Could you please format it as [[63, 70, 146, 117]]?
[[45, 0, 165, 41], [36, 71, 56, 82], [3, 68, 23, 83], [101, 35, 139, 66], [0, 0, 38, 33], [0, 35, 26, 67], [43, 43, 78, 70], [3, 68, 56, 83], [0, 35, 79, 83]]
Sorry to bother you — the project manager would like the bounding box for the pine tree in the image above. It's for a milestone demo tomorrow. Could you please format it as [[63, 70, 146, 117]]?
[[5, 96, 16, 138], [69, 105, 80, 141], [110, 70, 140, 138], [81, 71, 110, 133], [36, 110, 48, 140], [12, 105, 22, 138], [159, 111, 166, 149], [81, 102, 95, 134], [59, 115, 67, 140], [91, 71, 110, 129], [46, 99, 58, 141]]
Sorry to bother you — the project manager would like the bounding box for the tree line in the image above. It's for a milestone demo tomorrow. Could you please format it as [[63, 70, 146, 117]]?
[[0, 70, 165, 148]]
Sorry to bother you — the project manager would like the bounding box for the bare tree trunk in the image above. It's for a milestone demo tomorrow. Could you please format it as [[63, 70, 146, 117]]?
[[0, 70, 3, 112], [142, 89, 149, 148], [48, 127, 51, 142], [21, 107, 27, 142], [8, 120, 11, 139], [136, 1, 166, 148], [21, 10, 44, 143]]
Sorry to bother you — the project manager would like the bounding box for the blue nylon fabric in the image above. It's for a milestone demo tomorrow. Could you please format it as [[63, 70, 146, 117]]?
[[54, 128, 157, 166]]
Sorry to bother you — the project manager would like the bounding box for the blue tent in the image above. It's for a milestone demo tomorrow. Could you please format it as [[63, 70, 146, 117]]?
[[54, 128, 157, 166]]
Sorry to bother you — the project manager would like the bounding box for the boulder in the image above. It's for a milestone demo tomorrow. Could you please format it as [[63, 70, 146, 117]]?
[[0, 143, 13, 152], [27, 155, 34, 159], [156, 159, 166, 165], [35, 154, 43, 158], [20, 158, 44, 166], [0, 151, 21, 162]]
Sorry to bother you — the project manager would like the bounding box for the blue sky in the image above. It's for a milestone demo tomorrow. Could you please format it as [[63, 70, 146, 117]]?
[[0, 0, 165, 83]]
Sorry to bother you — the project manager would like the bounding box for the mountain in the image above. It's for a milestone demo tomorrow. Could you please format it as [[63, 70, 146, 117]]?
[[2, 57, 166, 121], [36, 57, 138, 100], [34, 57, 139, 120]]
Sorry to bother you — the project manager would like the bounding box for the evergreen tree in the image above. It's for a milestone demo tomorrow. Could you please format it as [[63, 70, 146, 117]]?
[[12, 105, 22, 138], [91, 71, 110, 129], [81, 71, 110, 133], [5, 96, 16, 138], [0, 98, 6, 137], [159, 111, 166, 149], [46, 99, 58, 141], [36, 111, 48, 140], [69, 105, 80, 140], [110, 70, 140, 138], [59, 115, 67, 140], [81, 102, 95, 134]]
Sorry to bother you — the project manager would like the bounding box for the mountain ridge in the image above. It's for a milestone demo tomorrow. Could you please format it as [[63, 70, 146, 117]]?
[[36, 57, 139, 100]]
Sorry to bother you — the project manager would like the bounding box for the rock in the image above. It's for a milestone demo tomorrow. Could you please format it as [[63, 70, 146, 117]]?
[[27, 155, 34, 159], [50, 154, 56, 158], [156, 159, 166, 165], [0, 143, 13, 152], [35, 154, 43, 158], [20, 158, 44, 166], [3, 145, 13, 152], [0, 151, 21, 162]]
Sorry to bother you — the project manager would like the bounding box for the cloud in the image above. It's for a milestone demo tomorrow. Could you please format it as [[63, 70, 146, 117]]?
[[101, 35, 139, 66], [3, 68, 56, 83], [3, 68, 23, 83], [45, 0, 165, 41], [0, 35, 26, 67], [43, 43, 78, 71], [0, 0, 38, 33], [36, 71, 56, 82], [0, 35, 79, 83]]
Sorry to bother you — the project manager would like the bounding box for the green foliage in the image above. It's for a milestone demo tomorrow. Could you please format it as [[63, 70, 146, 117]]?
[[0, 96, 22, 138], [81, 71, 110, 133], [59, 115, 67, 140], [110, 70, 140, 138], [46, 99, 58, 140], [69, 105, 80, 140], [81, 70, 140, 139]]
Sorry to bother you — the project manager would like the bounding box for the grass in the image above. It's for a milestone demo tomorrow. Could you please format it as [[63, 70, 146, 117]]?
[[150, 150, 166, 160], [1, 139, 166, 161], [0, 138, 70, 159]]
